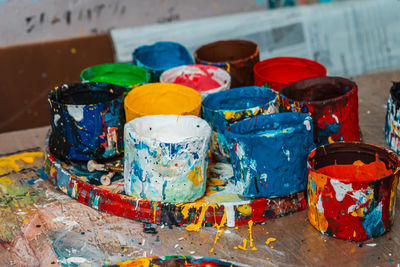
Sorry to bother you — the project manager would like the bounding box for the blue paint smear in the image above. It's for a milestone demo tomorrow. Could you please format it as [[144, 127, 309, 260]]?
[[361, 200, 386, 238], [36, 167, 48, 180], [225, 112, 315, 198], [24, 179, 36, 185], [133, 41, 193, 82]]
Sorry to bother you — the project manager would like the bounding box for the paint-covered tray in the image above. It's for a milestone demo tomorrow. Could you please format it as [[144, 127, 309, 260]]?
[[44, 140, 306, 228], [105, 255, 250, 267]]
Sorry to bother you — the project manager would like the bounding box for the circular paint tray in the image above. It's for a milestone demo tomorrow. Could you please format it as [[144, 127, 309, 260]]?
[[105, 255, 250, 267], [44, 136, 306, 227]]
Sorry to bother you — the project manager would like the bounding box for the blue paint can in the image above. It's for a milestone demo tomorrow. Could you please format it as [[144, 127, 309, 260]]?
[[133, 41, 194, 82], [224, 112, 315, 198], [202, 86, 278, 162], [48, 82, 125, 161]]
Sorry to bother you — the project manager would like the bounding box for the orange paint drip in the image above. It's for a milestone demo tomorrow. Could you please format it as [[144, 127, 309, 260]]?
[[153, 202, 157, 223], [317, 156, 393, 182]]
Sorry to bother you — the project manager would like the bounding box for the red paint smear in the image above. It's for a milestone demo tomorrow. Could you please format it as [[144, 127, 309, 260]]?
[[318, 158, 393, 183], [173, 67, 222, 92]]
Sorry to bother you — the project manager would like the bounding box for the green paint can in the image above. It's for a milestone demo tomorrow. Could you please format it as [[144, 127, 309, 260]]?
[[81, 63, 150, 91]]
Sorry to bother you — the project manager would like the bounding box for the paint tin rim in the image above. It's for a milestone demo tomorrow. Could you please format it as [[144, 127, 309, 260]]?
[[124, 82, 202, 119], [307, 141, 400, 184], [159, 64, 231, 94], [253, 57, 327, 89], [194, 39, 260, 65], [124, 114, 211, 145], [132, 41, 193, 72], [202, 86, 277, 114], [279, 76, 358, 106], [48, 82, 126, 107], [225, 112, 312, 139], [80, 63, 150, 88]]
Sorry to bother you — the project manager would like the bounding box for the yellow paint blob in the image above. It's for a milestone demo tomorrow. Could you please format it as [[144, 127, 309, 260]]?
[[187, 167, 203, 186], [265, 237, 276, 245], [124, 83, 202, 122], [237, 204, 252, 216], [0, 152, 43, 174]]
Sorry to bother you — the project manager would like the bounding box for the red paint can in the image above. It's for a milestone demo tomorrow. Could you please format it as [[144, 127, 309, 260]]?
[[307, 142, 400, 241], [279, 76, 360, 146], [253, 57, 327, 91]]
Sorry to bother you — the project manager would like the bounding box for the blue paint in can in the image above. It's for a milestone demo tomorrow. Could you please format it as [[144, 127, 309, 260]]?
[[202, 86, 278, 162], [48, 82, 125, 161], [133, 41, 194, 82], [224, 112, 315, 198]]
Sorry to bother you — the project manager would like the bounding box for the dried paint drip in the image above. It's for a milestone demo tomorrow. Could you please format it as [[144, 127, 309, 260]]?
[[307, 142, 400, 241], [160, 64, 231, 98], [202, 86, 278, 162], [234, 220, 257, 251], [124, 115, 211, 203], [80, 63, 150, 91], [279, 76, 360, 146], [195, 40, 259, 88], [385, 82, 400, 153], [124, 83, 202, 123], [253, 57, 327, 90], [225, 112, 315, 198], [49, 82, 125, 161], [109, 255, 250, 267], [133, 41, 194, 82]]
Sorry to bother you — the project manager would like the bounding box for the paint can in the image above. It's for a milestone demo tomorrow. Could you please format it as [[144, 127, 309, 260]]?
[[124, 115, 211, 203], [80, 63, 150, 92], [279, 76, 360, 146], [307, 142, 400, 241], [253, 57, 327, 91], [48, 82, 125, 161], [202, 86, 278, 162], [133, 41, 194, 82], [160, 64, 231, 99], [194, 40, 259, 88], [124, 83, 202, 123], [225, 112, 314, 198], [385, 82, 400, 154]]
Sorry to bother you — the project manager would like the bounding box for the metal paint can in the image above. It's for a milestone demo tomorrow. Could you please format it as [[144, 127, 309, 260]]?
[[279, 76, 360, 146], [307, 142, 400, 241], [194, 40, 259, 88], [133, 41, 193, 83], [48, 82, 125, 161], [225, 112, 315, 198], [124, 115, 211, 203], [160, 64, 231, 99], [385, 82, 400, 154], [202, 86, 278, 162], [253, 57, 327, 91]]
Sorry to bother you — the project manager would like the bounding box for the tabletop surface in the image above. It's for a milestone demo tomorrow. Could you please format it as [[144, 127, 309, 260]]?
[[0, 70, 399, 266]]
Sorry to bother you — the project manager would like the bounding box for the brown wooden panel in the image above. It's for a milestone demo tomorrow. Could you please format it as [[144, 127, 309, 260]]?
[[0, 34, 114, 133]]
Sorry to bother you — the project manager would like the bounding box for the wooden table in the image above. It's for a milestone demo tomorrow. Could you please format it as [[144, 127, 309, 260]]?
[[0, 70, 399, 266]]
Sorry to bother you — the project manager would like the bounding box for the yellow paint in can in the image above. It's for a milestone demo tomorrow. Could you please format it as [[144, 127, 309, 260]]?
[[124, 83, 202, 122]]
